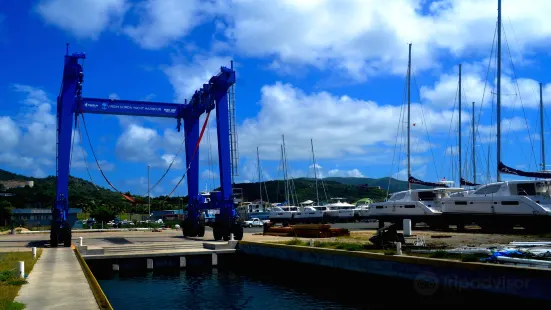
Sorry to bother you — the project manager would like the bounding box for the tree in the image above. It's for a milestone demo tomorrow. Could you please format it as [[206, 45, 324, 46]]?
[[90, 205, 116, 223], [0, 200, 13, 226]]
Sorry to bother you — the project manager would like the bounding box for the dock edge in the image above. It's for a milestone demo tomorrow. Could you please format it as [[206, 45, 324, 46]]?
[[72, 244, 114, 310]]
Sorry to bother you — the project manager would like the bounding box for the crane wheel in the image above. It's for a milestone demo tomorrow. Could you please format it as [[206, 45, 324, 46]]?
[[197, 221, 205, 237], [232, 223, 244, 240], [63, 225, 72, 247], [213, 225, 222, 241], [50, 222, 58, 248]]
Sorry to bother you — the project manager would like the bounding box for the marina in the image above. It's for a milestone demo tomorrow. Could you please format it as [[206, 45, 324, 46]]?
[[2, 0, 551, 308]]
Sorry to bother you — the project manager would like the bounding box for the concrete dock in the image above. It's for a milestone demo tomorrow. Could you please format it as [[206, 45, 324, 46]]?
[[15, 248, 98, 310]]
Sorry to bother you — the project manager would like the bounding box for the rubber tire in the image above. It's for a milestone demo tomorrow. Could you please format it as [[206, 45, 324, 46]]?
[[232, 223, 244, 241], [196, 221, 205, 237], [63, 225, 72, 247], [50, 222, 58, 248], [183, 219, 197, 237], [213, 225, 222, 241], [248, 224, 252, 228]]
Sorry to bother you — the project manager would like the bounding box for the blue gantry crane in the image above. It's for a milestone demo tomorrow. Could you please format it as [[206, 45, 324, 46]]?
[[51, 47, 243, 247]]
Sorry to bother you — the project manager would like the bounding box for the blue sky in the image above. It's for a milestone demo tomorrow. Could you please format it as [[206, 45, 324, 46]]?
[[1, 0, 551, 197]]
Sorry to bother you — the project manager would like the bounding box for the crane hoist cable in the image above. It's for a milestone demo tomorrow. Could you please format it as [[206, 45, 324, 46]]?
[[165, 110, 211, 199], [79, 112, 135, 202], [142, 125, 188, 197], [76, 118, 99, 190]]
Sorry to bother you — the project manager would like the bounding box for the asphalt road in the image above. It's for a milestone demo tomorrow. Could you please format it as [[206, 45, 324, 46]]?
[[243, 222, 380, 234]]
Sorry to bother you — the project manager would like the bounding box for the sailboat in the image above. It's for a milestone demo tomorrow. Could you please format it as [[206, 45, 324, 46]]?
[[269, 135, 298, 224], [441, 0, 551, 233], [366, 44, 464, 229], [293, 139, 329, 223]]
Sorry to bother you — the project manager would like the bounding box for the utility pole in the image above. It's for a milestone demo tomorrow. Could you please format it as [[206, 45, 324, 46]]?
[[407, 43, 412, 189], [148, 164, 151, 218], [540, 82, 546, 171]]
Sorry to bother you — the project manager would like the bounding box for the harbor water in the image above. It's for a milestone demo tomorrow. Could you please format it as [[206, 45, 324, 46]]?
[[93, 254, 544, 309]]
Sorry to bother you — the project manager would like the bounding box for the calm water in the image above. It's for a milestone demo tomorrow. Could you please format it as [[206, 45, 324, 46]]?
[[95, 255, 544, 310]]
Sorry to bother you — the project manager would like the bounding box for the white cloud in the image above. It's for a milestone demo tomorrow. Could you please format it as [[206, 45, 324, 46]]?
[[328, 169, 365, 178], [0, 116, 20, 150], [71, 146, 115, 172], [221, 0, 551, 80], [123, 0, 224, 49], [393, 165, 428, 181], [421, 64, 551, 110], [0, 85, 59, 175], [237, 82, 460, 161], [35, 0, 127, 39], [164, 54, 233, 102], [115, 124, 159, 162], [201, 169, 218, 179]]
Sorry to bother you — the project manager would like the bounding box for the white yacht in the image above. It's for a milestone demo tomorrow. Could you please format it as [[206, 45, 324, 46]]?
[[236, 201, 271, 221], [441, 180, 551, 231], [268, 205, 298, 224], [355, 199, 372, 221], [366, 188, 465, 228], [324, 198, 356, 222], [293, 200, 325, 223]]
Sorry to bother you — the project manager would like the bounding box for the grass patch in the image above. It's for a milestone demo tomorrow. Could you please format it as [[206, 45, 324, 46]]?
[[0, 250, 42, 310], [276, 239, 491, 262], [279, 239, 374, 252]]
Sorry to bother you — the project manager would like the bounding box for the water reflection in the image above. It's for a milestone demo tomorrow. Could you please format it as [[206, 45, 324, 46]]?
[[97, 255, 546, 310]]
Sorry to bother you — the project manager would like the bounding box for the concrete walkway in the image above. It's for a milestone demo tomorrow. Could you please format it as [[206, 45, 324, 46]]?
[[16, 248, 98, 310]]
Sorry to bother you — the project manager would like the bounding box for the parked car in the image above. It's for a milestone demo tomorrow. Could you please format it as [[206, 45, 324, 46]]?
[[242, 218, 269, 228]]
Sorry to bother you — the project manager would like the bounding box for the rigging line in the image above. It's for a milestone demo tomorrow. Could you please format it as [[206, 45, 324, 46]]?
[[476, 22, 497, 181], [142, 122, 188, 197], [439, 81, 459, 180], [502, 24, 538, 169], [80, 112, 123, 194], [165, 110, 212, 199], [76, 119, 98, 190], [388, 70, 409, 194], [386, 80, 405, 195], [412, 73, 440, 181]]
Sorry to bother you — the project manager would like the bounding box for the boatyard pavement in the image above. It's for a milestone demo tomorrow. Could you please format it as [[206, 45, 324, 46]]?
[[0, 222, 548, 253], [15, 247, 98, 310]]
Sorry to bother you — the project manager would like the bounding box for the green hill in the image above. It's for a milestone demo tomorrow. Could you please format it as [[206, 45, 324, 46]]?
[[0, 169, 393, 212], [228, 178, 389, 204], [324, 176, 429, 192], [0, 169, 184, 214]]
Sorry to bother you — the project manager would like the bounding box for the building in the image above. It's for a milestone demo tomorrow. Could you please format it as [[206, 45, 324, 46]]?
[[11, 208, 82, 228], [0, 180, 34, 189]]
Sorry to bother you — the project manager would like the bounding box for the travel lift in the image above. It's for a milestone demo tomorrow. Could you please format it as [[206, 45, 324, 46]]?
[[51, 47, 243, 247]]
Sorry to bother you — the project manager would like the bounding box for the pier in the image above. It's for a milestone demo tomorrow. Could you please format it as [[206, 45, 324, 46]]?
[[15, 248, 97, 310]]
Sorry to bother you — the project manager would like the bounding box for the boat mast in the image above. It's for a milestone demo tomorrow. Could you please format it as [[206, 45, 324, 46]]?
[[280, 144, 288, 205], [311, 138, 320, 206], [540, 82, 546, 171], [407, 43, 412, 190], [458, 64, 462, 185], [257, 146, 262, 205], [472, 101, 477, 184], [282, 134, 292, 205], [497, 0, 502, 182]]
